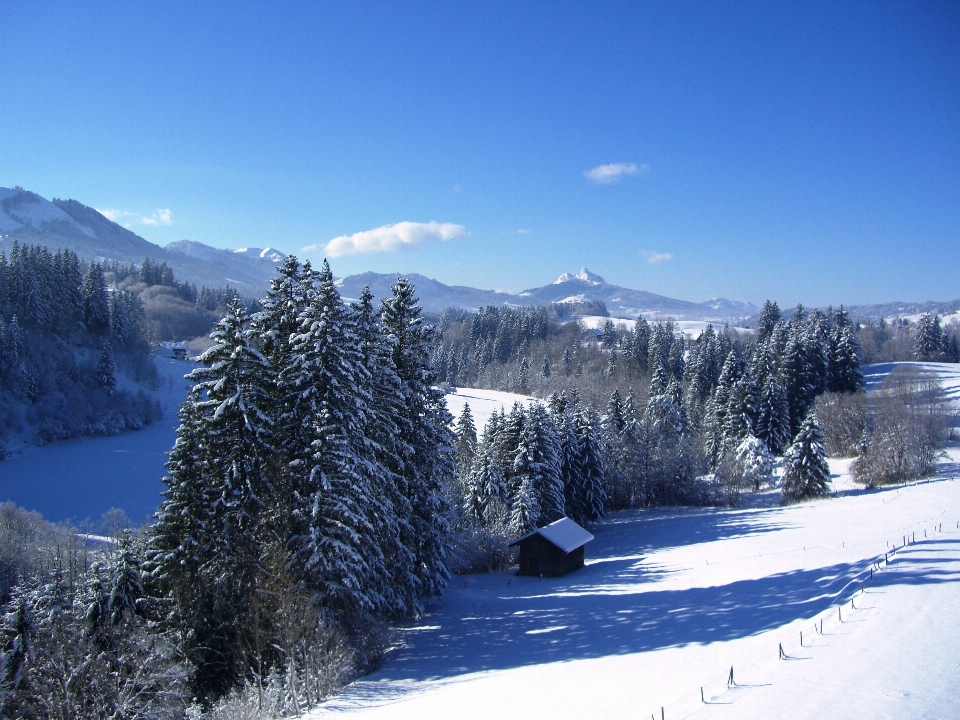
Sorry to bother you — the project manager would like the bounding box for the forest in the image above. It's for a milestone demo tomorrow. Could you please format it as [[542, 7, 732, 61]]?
[[0, 243, 249, 452], [0, 249, 956, 718]]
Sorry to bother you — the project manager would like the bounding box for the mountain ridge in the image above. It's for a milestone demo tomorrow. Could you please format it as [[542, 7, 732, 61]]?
[[1, 187, 756, 319]]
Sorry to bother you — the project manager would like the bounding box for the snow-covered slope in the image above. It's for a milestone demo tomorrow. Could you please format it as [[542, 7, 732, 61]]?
[[0, 187, 284, 292], [444, 388, 537, 431], [308, 452, 960, 720]]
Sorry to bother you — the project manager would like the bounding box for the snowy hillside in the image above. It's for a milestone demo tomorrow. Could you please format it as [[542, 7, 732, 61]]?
[[308, 453, 960, 720], [444, 388, 538, 430], [309, 364, 960, 720], [0, 187, 284, 291], [567, 315, 753, 339]]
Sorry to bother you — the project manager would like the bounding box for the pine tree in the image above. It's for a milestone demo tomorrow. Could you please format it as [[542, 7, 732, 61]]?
[[512, 403, 564, 525], [571, 406, 606, 523], [286, 261, 388, 615], [755, 375, 791, 455], [96, 344, 117, 394], [914, 314, 944, 361], [82, 262, 111, 335], [509, 474, 540, 535], [454, 403, 478, 478], [380, 276, 454, 602], [780, 414, 831, 503], [352, 284, 418, 616], [464, 445, 506, 524], [755, 300, 782, 344]]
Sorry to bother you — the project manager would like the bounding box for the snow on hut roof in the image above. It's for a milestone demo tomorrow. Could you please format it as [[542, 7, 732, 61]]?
[[509, 517, 594, 553]]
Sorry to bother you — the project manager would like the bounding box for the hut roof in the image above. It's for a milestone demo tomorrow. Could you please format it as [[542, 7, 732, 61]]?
[[509, 517, 594, 553]]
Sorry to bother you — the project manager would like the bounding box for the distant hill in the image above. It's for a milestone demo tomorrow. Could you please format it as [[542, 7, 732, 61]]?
[[0, 187, 284, 291], [339, 267, 758, 321], [2, 187, 758, 319]]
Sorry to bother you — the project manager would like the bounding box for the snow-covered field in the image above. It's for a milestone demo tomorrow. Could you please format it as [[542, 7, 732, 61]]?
[[564, 315, 752, 340], [0, 356, 194, 524], [312, 363, 960, 720], [444, 388, 537, 430], [309, 450, 960, 720]]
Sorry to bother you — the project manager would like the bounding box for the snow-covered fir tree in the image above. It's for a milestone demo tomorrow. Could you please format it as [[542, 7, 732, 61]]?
[[781, 414, 831, 503]]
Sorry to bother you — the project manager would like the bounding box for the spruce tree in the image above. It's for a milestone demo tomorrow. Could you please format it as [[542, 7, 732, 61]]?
[[96, 344, 117, 394], [287, 261, 388, 615], [512, 403, 564, 525], [380, 276, 455, 601], [82, 262, 111, 335], [756, 300, 782, 344], [780, 414, 831, 503], [454, 403, 478, 478]]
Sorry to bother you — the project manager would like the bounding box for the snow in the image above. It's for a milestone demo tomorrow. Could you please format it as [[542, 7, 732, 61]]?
[[444, 388, 538, 431], [307, 452, 960, 720], [0, 355, 194, 524], [561, 316, 752, 339], [863, 361, 960, 404], [553, 268, 606, 286], [0, 187, 96, 237], [510, 517, 595, 553]]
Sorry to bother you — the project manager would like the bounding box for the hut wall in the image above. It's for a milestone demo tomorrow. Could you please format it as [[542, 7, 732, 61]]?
[[517, 535, 583, 577]]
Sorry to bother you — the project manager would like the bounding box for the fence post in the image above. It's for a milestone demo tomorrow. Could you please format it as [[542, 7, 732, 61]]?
[[779, 643, 785, 659], [728, 666, 734, 687], [701, 687, 705, 703]]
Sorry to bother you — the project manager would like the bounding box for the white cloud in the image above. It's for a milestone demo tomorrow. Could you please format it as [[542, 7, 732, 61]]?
[[141, 208, 173, 226], [641, 250, 673, 265], [308, 221, 467, 257], [97, 208, 173, 227], [583, 162, 650, 184], [516, 228, 531, 234]]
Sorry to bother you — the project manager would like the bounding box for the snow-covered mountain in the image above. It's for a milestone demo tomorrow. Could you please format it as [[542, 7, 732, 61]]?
[[340, 266, 758, 321], [0, 187, 284, 291]]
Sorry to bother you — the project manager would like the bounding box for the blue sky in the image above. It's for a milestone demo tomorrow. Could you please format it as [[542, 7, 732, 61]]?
[[1, 1, 958, 306]]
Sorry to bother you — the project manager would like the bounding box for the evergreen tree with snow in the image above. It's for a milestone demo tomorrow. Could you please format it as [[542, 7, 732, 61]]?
[[352, 284, 419, 616], [755, 375, 791, 455], [380, 276, 455, 601], [82, 262, 111, 335], [509, 474, 541, 535], [565, 406, 606, 524], [755, 300, 782, 344], [780, 414, 831, 503], [512, 403, 564, 525], [914, 314, 944, 361], [286, 261, 390, 615], [454, 402, 478, 478], [464, 444, 506, 525], [96, 344, 117, 395]]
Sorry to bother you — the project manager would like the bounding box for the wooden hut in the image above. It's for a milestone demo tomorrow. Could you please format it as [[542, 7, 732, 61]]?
[[509, 517, 594, 577]]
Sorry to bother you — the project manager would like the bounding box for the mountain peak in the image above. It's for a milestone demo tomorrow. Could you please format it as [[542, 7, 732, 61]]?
[[553, 268, 606, 286]]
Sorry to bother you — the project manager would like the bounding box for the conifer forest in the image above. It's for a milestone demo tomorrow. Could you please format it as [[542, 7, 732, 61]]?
[[0, 250, 956, 717]]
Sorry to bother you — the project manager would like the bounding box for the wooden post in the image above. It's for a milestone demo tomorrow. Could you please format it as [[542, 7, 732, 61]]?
[[728, 666, 734, 687], [701, 687, 705, 703], [779, 643, 785, 659], [800, 631, 803, 647], [839, 606, 842, 622]]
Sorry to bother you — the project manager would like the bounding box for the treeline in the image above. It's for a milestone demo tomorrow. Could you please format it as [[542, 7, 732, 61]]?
[[1, 257, 454, 716], [103, 257, 245, 342], [857, 312, 960, 364], [0, 242, 162, 450]]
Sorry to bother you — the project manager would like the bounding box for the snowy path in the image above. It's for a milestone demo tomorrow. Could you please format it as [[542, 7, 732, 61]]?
[[0, 356, 193, 524], [309, 466, 960, 720]]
